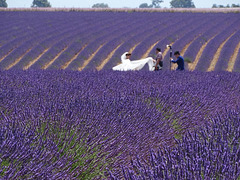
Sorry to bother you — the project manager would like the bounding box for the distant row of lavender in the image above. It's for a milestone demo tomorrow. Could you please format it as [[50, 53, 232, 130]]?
[[1, 8, 240, 13], [0, 70, 240, 178], [0, 11, 239, 71]]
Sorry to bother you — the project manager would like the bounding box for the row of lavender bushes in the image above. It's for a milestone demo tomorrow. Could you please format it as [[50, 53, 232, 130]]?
[[0, 8, 240, 13]]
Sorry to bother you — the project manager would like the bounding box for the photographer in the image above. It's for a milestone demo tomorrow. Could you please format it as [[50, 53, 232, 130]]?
[[170, 51, 185, 71]]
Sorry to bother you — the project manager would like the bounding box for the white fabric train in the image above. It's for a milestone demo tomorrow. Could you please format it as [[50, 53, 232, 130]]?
[[112, 52, 155, 71]]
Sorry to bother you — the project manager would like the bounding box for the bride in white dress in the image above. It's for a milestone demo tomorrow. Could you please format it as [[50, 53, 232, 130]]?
[[112, 52, 156, 71]]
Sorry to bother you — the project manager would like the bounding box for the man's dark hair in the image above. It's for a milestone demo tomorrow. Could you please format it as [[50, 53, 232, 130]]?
[[156, 48, 161, 52], [174, 51, 180, 55]]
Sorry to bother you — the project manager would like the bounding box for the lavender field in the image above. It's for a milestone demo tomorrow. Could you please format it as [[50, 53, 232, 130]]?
[[0, 70, 240, 179], [0, 9, 240, 180], [0, 10, 240, 72]]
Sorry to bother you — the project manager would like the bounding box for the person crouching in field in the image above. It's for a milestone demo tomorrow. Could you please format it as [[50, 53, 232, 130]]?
[[171, 51, 185, 71], [154, 48, 163, 71]]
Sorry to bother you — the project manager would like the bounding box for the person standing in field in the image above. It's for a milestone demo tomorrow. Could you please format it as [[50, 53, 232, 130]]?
[[171, 51, 185, 71], [154, 48, 163, 71]]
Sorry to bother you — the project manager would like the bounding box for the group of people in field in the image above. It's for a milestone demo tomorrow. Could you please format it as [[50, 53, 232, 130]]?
[[112, 48, 185, 71]]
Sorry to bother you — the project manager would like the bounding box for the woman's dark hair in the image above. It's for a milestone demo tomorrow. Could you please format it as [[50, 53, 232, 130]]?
[[156, 48, 161, 52], [174, 51, 180, 55]]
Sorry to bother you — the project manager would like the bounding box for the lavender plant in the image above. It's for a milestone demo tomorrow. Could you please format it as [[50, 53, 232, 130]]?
[[118, 110, 240, 179]]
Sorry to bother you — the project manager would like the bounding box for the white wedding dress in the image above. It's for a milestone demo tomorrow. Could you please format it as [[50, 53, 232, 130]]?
[[112, 52, 155, 71]]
